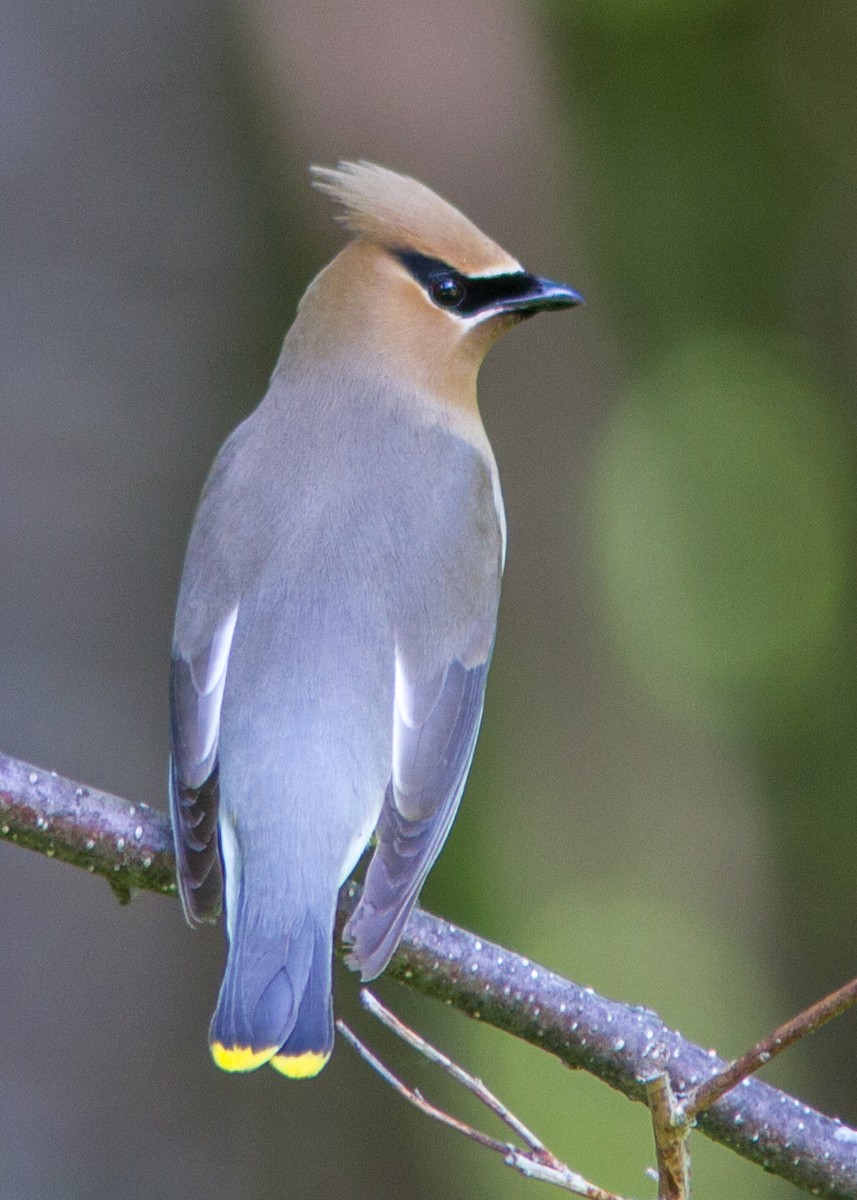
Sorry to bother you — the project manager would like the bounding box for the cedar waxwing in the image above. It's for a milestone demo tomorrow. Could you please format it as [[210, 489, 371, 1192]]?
[[169, 161, 582, 1079]]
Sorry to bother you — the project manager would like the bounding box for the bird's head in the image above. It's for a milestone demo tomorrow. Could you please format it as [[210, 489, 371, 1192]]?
[[283, 161, 583, 413]]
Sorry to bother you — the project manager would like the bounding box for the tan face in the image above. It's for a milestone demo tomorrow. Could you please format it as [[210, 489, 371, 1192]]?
[[291, 239, 577, 417]]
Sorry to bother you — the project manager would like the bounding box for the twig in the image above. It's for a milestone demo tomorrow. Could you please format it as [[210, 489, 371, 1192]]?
[[337, 1002, 629, 1200], [3, 749, 857, 1198], [645, 1075, 690, 1200], [359, 987, 551, 1155], [335, 1018, 514, 1158], [683, 975, 857, 1121]]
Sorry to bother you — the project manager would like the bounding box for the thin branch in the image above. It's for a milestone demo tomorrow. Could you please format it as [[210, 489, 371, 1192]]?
[[645, 1074, 690, 1200], [336, 1017, 514, 1158], [684, 975, 857, 1122], [359, 987, 553, 1155], [337, 1006, 627, 1200], [3, 749, 857, 1198]]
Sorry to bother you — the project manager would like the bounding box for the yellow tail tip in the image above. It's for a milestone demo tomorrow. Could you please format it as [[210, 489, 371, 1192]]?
[[210, 1042, 277, 1072], [269, 1049, 331, 1079]]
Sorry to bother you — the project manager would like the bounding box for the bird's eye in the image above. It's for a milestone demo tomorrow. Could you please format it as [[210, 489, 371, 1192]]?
[[430, 277, 466, 309]]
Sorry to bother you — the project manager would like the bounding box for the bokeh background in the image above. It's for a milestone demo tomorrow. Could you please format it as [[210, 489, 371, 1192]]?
[[2, 2, 855, 1197]]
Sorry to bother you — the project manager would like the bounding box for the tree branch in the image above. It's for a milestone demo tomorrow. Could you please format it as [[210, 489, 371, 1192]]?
[[0, 751, 176, 903], [2, 749, 857, 1198]]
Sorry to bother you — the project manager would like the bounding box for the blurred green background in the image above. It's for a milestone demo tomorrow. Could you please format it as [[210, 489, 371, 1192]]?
[[2, 2, 855, 1197]]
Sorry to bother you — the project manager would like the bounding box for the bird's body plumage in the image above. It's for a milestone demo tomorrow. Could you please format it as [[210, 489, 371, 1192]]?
[[169, 162, 580, 1077]]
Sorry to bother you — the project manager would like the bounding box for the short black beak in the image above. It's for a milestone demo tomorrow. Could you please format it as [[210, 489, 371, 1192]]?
[[495, 274, 585, 316]]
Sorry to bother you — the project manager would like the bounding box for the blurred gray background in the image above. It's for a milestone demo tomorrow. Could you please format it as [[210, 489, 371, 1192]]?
[[3, 2, 856, 1197]]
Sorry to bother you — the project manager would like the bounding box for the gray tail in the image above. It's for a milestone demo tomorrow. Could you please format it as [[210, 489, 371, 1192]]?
[[209, 903, 334, 1079]]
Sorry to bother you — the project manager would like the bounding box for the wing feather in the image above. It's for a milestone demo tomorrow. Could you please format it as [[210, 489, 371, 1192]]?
[[168, 605, 238, 927], [344, 654, 490, 980]]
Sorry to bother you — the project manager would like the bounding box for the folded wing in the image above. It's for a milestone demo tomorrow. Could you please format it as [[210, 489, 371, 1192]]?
[[344, 648, 490, 980], [168, 605, 238, 926]]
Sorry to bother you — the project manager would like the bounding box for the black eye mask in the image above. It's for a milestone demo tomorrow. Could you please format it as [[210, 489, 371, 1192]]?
[[396, 250, 543, 317]]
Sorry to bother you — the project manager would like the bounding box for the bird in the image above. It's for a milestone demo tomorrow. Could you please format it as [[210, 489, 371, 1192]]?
[[169, 160, 583, 1079]]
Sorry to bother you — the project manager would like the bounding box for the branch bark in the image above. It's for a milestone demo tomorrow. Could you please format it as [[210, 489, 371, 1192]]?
[[2, 749, 856, 1198]]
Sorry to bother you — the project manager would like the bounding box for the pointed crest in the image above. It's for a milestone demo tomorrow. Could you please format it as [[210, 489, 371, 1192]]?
[[310, 161, 521, 277]]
